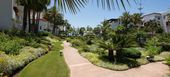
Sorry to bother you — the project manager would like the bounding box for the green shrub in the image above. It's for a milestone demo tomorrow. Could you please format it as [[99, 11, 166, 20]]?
[[165, 56, 170, 66], [145, 37, 162, 56], [81, 52, 100, 64], [159, 52, 170, 58], [0, 47, 47, 75], [38, 31, 51, 36], [157, 33, 170, 51], [70, 39, 84, 47], [160, 43, 170, 51], [137, 58, 149, 65], [81, 45, 90, 52], [153, 55, 165, 61], [98, 61, 129, 71], [121, 48, 141, 59], [0, 33, 27, 55]]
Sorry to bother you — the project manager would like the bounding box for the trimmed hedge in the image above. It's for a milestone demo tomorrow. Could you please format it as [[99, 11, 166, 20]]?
[[121, 48, 141, 59], [0, 47, 47, 76]]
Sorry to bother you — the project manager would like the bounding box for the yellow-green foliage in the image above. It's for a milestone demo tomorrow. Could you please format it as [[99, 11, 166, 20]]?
[[81, 52, 100, 64], [81, 52, 129, 71], [0, 47, 47, 75]]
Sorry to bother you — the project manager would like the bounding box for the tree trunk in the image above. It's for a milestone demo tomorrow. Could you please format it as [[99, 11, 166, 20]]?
[[28, 9, 31, 32], [32, 11, 36, 33], [52, 15, 56, 34], [108, 49, 114, 61], [35, 12, 41, 33], [52, 25, 56, 34], [22, 6, 28, 32]]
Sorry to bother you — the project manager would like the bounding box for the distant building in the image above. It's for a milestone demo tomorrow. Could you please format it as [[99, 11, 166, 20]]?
[[107, 18, 121, 29], [108, 11, 170, 33], [143, 12, 170, 33]]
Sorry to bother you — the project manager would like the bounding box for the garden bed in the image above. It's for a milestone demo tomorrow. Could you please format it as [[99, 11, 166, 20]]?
[[68, 37, 169, 71]]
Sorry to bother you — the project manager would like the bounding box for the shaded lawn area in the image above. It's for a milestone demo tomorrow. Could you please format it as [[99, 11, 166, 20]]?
[[19, 41, 69, 77]]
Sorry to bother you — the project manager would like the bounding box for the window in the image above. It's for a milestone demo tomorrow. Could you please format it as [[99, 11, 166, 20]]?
[[166, 22, 170, 26], [157, 17, 160, 20], [13, 6, 19, 16], [40, 26, 42, 30], [164, 16, 166, 19]]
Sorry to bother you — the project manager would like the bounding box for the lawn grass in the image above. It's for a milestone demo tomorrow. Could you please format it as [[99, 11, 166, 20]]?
[[19, 41, 69, 77]]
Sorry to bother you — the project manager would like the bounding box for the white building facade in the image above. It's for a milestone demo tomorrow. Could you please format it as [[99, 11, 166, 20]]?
[[0, 0, 23, 30], [0, 0, 51, 32], [143, 12, 170, 33]]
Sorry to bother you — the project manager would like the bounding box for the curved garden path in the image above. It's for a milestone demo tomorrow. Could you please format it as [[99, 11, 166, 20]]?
[[63, 41, 170, 77]]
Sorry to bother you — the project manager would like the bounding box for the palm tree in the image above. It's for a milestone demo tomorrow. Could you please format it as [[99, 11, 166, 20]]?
[[101, 20, 110, 40], [16, 0, 29, 31], [17, 0, 135, 33], [132, 13, 142, 27], [99, 40, 116, 60], [44, 7, 65, 35], [144, 20, 162, 36], [99, 34, 134, 61], [17, 0, 51, 32], [79, 27, 86, 36], [120, 12, 132, 29]]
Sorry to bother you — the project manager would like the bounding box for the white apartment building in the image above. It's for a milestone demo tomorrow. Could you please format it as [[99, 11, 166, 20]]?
[[143, 12, 170, 33], [108, 18, 121, 29], [0, 0, 23, 30], [0, 0, 52, 32], [109, 11, 170, 33]]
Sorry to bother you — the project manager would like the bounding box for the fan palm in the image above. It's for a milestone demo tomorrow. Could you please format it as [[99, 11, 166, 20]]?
[[99, 34, 134, 60], [99, 39, 116, 60], [144, 20, 161, 36], [120, 12, 132, 29], [132, 13, 142, 27]]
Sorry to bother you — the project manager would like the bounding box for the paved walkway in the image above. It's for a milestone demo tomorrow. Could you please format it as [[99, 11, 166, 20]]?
[[63, 41, 170, 77]]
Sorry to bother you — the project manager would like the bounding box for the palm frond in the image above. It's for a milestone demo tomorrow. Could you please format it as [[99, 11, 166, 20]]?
[[96, 0, 136, 10], [54, 0, 88, 14]]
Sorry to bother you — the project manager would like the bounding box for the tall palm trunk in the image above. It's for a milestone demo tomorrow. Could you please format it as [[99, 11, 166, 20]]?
[[28, 9, 31, 32], [32, 11, 36, 32], [108, 49, 114, 61], [22, 6, 28, 32], [35, 12, 41, 33], [52, 14, 56, 34]]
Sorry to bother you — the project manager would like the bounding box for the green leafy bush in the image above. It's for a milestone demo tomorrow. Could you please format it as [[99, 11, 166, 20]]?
[[165, 56, 170, 66], [38, 31, 51, 36], [137, 58, 149, 65], [81, 52, 100, 64], [157, 33, 170, 51], [0, 47, 47, 75], [121, 48, 141, 59], [160, 43, 170, 51], [145, 37, 162, 56], [0, 33, 27, 55], [70, 39, 84, 47]]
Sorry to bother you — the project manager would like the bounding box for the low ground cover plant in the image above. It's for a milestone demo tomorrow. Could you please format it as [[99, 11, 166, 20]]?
[[0, 31, 55, 76]]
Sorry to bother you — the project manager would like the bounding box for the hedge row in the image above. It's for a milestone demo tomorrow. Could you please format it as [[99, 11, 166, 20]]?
[[0, 47, 47, 76]]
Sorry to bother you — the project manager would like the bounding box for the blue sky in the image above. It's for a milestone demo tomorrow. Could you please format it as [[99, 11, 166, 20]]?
[[49, 0, 170, 28]]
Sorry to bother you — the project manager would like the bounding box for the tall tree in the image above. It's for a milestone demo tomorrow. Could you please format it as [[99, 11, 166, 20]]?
[[132, 13, 143, 27], [120, 12, 132, 29], [144, 20, 162, 36], [79, 27, 86, 36], [17, 0, 135, 33], [17, 0, 51, 32], [44, 8, 64, 35]]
